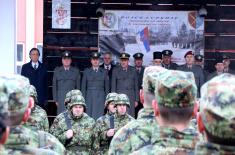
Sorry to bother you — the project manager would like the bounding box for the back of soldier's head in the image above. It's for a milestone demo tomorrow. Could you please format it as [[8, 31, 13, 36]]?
[[0, 74, 31, 126], [154, 69, 197, 124], [199, 73, 235, 145], [142, 66, 166, 108]]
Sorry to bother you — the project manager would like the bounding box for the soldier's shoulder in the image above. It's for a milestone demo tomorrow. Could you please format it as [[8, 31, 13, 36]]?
[[83, 113, 95, 123], [70, 66, 80, 72], [35, 105, 47, 115], [54, 66, 63, 72]]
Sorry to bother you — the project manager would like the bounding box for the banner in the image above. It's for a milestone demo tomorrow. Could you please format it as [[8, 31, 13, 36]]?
[[98, 10, 204, 65], [52, 0, 71, 29]]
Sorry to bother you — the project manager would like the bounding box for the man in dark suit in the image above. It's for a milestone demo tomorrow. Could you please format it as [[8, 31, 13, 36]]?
[[161, 50, 178, 70], [133, 52, 145, 118], [207, 57, 224, 81], [82, 52, 109, 119], [194, 54, 209, 80], [178, 51, 205, 97], [53, 51, 81, 115], [112, 53, 139, 117], [100, 52, 116, 91], [223, 54, 235, 74], [21, 48, 47, 109]]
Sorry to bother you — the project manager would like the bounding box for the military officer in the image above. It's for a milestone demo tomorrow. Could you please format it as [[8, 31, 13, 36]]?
[[109, 66, 166, 155], [133, 52, 145, 118], [194, 54, 209, 80], [207, 57, 224, 81], [23, 85, 49, 132], [178, 51, 205, 96], [50, 90, 96, 154], [94, 93, 118, 155], [82, 52, 109, 119], [161, 50, 178, 69], [130, 69, 200, 155], [0, 74, 66, 154], [223, 54, 235, 74], [195, 73, 235, 154], [112, 53, 139, 117], [53, 50, 81, 115], [152, 51, 162, 66]]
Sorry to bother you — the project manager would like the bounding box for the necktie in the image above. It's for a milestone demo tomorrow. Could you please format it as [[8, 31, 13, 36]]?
[[34, 64, 37, 70]]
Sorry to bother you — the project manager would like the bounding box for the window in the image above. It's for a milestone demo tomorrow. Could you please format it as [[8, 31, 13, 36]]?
[[16, 43, 24, 74], [36, 43, 43, 62]]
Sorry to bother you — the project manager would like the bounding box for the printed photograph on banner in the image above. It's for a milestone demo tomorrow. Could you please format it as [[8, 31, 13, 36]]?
[[52, 0, 71, 29], [98, 10, 205, 66]]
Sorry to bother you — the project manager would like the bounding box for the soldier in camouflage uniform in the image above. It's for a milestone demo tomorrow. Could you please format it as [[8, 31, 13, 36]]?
[[50, 90, 96, 155], [0, 74, 66, 155], [23, 85, 49, 132], [130, 69, 200, 155], [94, 93, 118, 154], [195, 73, 235, 154], [109, 66, 167, 155], [64, 89, 82, 108]]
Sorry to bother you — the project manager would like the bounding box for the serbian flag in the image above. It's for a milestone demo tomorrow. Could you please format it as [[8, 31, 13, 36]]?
[[136, 27, 150, 52]]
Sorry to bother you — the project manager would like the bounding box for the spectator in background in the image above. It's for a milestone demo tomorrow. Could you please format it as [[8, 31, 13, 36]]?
[[53, 51, 81, 115], [21, 48, 48, 109], [100, 52, 116, 90], [223, 54, 235, 74], [194, 54, 209, 80], [207, 57, 224, 81], [161, 50, 178, 70], [152, 51, 162, 66]]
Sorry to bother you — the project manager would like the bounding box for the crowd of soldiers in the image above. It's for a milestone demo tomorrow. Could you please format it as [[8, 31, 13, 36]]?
[[1, 48, 233, 154]]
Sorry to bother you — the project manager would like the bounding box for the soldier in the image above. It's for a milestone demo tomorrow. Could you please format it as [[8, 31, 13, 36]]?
[[178, 51, 205, 96], [194, 54, 209, 80], [53, 50, 81, 115], [0, 74, 66, 154], [195, 73, 235, 154], [152, 51, 162, 66], [108, 66, 166, 155], [161, 50, 178, 69], [23, 85, 49, 132], [207, 57, 224, 81], [50, 90, 96, 154], [223, 54, 235, 74], [131, 69, 200, 154], [113, 94, 135, 131], [112, 53, 139, 117], [133, 52, 145, 118], [100, 52, 116, 89], [94, 93, 118, 154], [64, 89, 82, 108], [82, 52, 109, 119]]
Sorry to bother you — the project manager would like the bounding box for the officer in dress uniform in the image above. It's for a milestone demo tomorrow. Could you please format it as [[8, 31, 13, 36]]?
[[53, 51, 81, 115], [112, 52, 139, 117], [82, 52, 109, 120], [161, 50, 178, 70], [133, 52, 145, 118]]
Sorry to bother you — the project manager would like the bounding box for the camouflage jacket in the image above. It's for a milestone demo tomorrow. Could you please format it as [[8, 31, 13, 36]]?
[[113, 113, 135, 133], [94, 113, 113, 155], [5, 125, 66, 154], [3, 147, 59, 155], [130, 126, 200, 155], [24, 105, 49, 132], [108, 108, 157, 155], [195, 142, 235, 155], [50, 111, 95, 155]]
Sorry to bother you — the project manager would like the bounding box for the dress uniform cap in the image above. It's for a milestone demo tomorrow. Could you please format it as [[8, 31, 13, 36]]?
[[120, 53, 130, 59], [194, 54, 204, 62], [162, 50, 173, 56], [184, 51, 194, 58], [154, 70, 197, 108], [91, 52, 101, 59], [62, 51, 72, 58], [215, 57, 223, 64], [200, 73, 235, 139], [153, 51, 162, 60], [133, 53, 144, 59]]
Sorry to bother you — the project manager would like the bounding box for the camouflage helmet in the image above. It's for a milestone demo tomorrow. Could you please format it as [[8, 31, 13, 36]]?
[[116, 94, 130, 107], [67, 95, 86, 109], [65, 89, 82, 107], [200, 73, 235, 139], [0, 74, 30, 115], [0, 79, 8, 115], [26, 85, 38, 103], [105, 93, 118, 107], [154, 70, 197, 108]]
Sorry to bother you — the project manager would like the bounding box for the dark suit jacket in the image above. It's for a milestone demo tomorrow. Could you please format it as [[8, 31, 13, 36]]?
[[21, 61, 48, 106], [135, 66, 145, 89], [100, 63, 116, 91]]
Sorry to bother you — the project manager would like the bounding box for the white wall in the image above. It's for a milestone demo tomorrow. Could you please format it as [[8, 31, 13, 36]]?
[[0, 0, 16, 73]]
